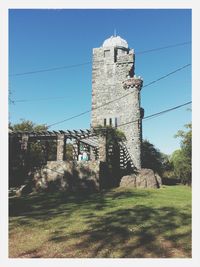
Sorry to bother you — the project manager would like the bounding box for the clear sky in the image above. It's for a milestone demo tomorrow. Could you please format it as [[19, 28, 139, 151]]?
[[9, 9, 191, 155]]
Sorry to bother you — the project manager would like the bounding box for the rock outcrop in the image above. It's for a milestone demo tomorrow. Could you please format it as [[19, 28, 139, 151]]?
[[120, 168, 162, 188]]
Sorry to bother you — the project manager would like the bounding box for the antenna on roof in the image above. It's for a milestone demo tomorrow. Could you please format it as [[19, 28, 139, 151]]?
[[114, 28, 117, 37]]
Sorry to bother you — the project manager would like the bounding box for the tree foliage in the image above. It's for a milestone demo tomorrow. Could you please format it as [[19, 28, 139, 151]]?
[[65, 143, 74, 161], [10, 119, 48, 132], [170, 123, 192, 185], [9, 120, 51, 186], [141, 139, 167, 175], [94, 125, 126, 144], [10, 119, 51, 165]]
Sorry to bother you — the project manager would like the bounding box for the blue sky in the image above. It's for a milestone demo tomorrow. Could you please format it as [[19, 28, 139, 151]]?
[[9, 9, 191, 155]]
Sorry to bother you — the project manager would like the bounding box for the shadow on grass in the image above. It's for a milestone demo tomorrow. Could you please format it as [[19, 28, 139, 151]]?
[[9, 190, 150, 225], [9, 189, 191, 258], [48, 205, 191, 258]]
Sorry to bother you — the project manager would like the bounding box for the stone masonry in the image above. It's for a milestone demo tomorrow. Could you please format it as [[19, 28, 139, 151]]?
[[91, 35, 144, 169]]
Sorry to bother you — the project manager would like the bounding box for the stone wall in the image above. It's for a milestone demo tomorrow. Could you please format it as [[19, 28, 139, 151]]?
[[33, 160, 100, 192], [91, 38, 143, 169]]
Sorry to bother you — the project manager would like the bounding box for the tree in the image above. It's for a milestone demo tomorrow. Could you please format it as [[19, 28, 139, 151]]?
[[65, 143, 74, 160], [9, 119, 48, 132], [175, 123, 191, 158], [9, 120, 50, 187], [10, 119, 51, 165], [94, 125, 126, 144], [141, 140, 168, 176], [171, 123, 192, 185]]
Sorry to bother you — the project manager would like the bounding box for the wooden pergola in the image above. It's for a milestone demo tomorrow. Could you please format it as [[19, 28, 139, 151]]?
[[9, 127, 134, 172], [9, 129, 100, 162]]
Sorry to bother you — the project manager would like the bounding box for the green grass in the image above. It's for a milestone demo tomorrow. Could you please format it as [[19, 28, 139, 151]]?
[[9, 185, 191, 258]]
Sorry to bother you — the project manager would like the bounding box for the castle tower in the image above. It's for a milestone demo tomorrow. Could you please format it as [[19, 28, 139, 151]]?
[[91, 35, 144, 169]]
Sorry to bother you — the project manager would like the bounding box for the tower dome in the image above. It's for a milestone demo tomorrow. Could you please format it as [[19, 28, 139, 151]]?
[[102, 35, 128, 48]]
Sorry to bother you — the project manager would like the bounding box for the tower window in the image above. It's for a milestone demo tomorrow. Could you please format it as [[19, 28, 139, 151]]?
[[118, 49, 127, 55], [109, 118, 112, 126], [115, 117, 118, 128], [104, 118, 106, 126], [114, 49, 117, 62], [104, 50, 110, 58], [138, 119, 140, 129]]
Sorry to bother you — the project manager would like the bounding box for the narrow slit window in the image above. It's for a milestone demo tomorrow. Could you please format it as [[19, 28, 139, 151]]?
[[115, 117, 118, 128], [104, 50, 110, 58], [109, 118, 112, 126], [104, 118, 106, 127], [114, 49, 117, 62]]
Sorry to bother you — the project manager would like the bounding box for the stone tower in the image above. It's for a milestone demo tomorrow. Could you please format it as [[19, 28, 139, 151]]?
[[91, 35, 144, 169]]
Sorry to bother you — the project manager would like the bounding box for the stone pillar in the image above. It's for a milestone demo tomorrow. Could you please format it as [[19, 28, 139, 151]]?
[[90, 146, 96, 161], [21, 134, 29, 151], [21, 134, 29, 166], [44, 141, 49, 162], [72, 140, 80, 160], [57, 134, 65, 161], [98, 135, 107, 162]]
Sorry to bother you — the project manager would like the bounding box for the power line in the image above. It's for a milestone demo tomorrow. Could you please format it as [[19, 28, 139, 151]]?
[[13, 63, 191, 103], [13, 96, 71, 103], [11, 101, 191, 133], [136, 41, 191, 55], [9, 61, 91, 77], [117, 101, 192, 128], [48, 109, 92, 127], [9, 41, 191, 77], [47, 63, 191, 128], [141, 63, 191, 88]]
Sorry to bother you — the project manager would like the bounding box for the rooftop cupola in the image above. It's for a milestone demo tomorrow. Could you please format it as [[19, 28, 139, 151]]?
[[102, 35, 129, 49]]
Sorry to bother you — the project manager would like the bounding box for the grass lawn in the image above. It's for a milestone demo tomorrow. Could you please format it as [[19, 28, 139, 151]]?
[[9, 185, 191, 258]]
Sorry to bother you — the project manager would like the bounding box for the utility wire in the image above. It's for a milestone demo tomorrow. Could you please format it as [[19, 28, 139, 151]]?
[[117, 101, 192, 128], [9, 41, 191, 77], [14, 101, 191, 134], [13, 96, 71, 103], [47, 63, 191, 128], [13, 60, 189, 103], [136, 41, 191, 55], [9, 62, 91, 77]]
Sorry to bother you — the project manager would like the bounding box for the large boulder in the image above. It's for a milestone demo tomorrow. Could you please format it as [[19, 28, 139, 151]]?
[[120, 168, 162, 189], [136, 168, 158, 188], [155, 172, 162, 187], [119, 174, 136, 187]]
